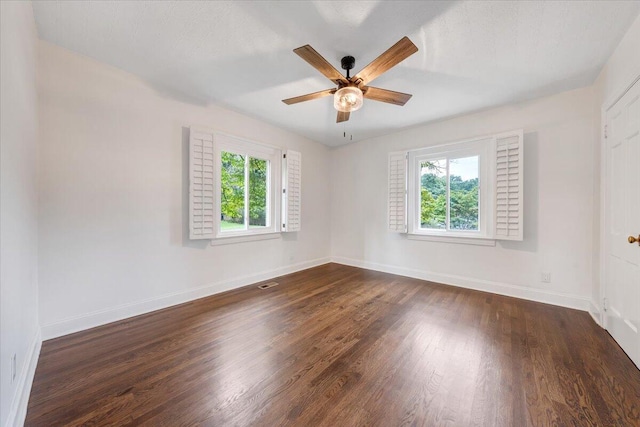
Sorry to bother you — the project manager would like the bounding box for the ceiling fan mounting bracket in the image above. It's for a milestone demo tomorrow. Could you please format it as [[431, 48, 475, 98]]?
[[341, 55, 355, 79], [341, 55, 355, 71]]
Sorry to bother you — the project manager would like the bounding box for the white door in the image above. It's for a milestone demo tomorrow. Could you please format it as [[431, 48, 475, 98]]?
[[604, 78, 640, 368]]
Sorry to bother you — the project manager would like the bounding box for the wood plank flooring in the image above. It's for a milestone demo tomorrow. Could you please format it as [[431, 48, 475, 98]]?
[[26, 264, 640, 426]]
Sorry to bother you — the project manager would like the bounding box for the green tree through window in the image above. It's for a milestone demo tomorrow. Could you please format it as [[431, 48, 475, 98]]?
[[420, 156, 479, 231], [249, 158, 267, 227], [220, 152, 268, 231]]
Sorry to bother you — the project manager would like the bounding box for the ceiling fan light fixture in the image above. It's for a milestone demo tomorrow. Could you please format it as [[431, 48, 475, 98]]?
[[334, 86, 363, 113]]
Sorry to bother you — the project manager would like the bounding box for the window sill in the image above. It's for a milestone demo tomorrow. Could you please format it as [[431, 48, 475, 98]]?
[[407, 233, 496, 246], [210, 232, 281, 246]]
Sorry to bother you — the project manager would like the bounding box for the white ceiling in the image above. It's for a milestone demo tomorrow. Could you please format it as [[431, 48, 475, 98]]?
[[32, 1, 640, 146]]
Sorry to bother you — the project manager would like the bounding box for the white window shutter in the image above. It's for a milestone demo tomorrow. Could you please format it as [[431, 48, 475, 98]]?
[[282, 150, 301, 232], [388, 151, 407, 232], [494, 130, 523, 241], [189, 127, 215, 239]]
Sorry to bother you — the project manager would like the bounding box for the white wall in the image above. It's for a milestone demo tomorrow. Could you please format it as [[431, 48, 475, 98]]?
[[330, 86, 597, 309], [0, 2, 41, 426], [591, 15, 640, 316], [38, 42, 331, 338], [594, 15, 640, 108]]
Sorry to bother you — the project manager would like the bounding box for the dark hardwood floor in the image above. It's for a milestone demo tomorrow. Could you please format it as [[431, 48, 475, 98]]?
[[26, 263, 640, 426]]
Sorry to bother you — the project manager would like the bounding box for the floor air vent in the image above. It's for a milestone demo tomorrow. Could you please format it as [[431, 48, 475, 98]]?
[[258, 282, 279, 290]]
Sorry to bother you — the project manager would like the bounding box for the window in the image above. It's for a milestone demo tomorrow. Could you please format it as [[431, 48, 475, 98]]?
[[214, 134, 280, 237], [389, 129, 523, 242], [189, 127, 302, 241], [408, 138, 492, 238], [420, 156, 480, 231], [220, 152, 269, 231]]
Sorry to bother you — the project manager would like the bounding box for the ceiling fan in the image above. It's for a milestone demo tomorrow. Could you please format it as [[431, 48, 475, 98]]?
[[282, 36, 418, 123]]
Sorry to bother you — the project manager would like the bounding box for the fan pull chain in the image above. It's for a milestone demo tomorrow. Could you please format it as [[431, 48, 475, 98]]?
[[342, 122, 353, 142]]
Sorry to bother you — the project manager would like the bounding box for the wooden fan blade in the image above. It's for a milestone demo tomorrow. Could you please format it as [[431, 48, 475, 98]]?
[[294, 45, 348, 85], [363, 86, 412, 106], [282, 88, 336, 105], [337, 110, 350, 123], [353, 36, 418, 85]]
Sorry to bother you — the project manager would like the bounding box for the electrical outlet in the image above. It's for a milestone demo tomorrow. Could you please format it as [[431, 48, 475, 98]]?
[[11, 354, 16, 383], [541, 272, 551, 283]]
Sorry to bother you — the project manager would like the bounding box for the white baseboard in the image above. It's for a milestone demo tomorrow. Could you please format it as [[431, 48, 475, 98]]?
[[331, 256, 590, 311], [5, 328, 41, 427], [42, 257, 331, 340], [41, 255, 593, 340], [589, 301, 602, 327]]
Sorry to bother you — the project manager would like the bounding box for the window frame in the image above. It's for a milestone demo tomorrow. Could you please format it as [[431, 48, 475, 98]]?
[[213, 133, 282, 239], [407, 137, 494, 240]]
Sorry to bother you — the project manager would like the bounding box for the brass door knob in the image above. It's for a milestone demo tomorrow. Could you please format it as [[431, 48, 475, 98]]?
[[629, 235, 640, 245]]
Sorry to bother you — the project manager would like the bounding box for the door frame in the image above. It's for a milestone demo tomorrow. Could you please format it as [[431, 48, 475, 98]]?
[[599, 71, 640, 328]]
